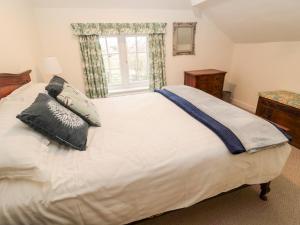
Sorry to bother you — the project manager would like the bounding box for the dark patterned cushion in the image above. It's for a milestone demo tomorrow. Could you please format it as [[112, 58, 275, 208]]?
[[45, 75, 67, 97], [45, 76, 101, 127], [17, 93, 88, 151]]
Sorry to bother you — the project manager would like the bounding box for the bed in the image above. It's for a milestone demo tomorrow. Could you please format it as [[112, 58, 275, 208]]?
[[0, 71, 291, 225]]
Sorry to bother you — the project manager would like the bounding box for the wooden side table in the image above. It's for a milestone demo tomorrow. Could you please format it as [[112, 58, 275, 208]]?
[[184, 69, 226, 99]]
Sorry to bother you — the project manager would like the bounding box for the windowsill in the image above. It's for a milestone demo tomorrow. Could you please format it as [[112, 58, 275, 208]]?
[[108, 86, 150, 97]]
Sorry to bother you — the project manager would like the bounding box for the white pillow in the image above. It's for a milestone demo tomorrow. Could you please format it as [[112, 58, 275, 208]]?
[[0, 92, 50, 183], [0, 136, 49, 182], [1, 82, 47, 103], [0, 135, 49, 182]]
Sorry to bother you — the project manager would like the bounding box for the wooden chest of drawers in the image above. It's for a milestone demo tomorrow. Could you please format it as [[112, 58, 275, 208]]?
[[184, 69, 226, 99], [256, 91, 300, 148], [0, 70, 31, 99]]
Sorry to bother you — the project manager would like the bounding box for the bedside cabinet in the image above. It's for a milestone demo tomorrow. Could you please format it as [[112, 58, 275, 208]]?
[[184, 69, 226, 99]]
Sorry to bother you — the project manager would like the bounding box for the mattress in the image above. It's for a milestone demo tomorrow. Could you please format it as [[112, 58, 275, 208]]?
[[0, 83, 291, 225]]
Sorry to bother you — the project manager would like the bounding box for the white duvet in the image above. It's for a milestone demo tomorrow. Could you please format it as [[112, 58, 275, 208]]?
[[0, 83, 291, 225]]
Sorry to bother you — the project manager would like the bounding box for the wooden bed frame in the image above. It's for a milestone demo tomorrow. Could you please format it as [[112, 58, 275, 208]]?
[[0, 70, 273, 223], [0, 70, 31, 99], [130, 182, 271, 224]]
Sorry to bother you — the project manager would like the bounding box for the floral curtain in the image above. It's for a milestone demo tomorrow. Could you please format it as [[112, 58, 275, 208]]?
[[79, 35, 108, 98], [72, 23, 167, 95], [149, 34, 166, 89], [71, 23, 166, 36]]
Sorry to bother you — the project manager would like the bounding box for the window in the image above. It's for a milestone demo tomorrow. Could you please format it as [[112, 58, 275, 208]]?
[[99, 35, 149, 93]]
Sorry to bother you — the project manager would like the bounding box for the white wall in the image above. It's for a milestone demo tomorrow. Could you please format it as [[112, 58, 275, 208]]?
[[0, 0, 40, 81], [34, 8, 234, 92], [2, 1, 299, 113], [228, 42, 300, 112]]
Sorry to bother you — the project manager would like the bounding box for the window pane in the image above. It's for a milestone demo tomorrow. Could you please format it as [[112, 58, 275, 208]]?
[[99, 36, 122, 87], [137, 36, 147, 52], [127, 53, 137, 82], [109, 54, 120, 69], [99, 37, 108, 55], [126, 37, 136, 53], [108, 69, 122, 86], [102, 56, 109, 70], [137, 53, 148, 80], [106, 37, 119, 54], [101, 35, 149, 90]]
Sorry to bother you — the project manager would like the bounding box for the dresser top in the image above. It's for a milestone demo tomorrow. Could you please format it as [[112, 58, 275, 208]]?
[[259, 90, 300, 109], [185, 69, 226, 76]]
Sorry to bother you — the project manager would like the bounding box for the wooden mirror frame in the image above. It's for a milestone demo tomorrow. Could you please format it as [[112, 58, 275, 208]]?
[[173, 22, 197, 56]]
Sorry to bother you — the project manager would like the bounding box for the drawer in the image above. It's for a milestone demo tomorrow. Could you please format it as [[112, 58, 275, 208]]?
[[259, 97, 300, 117], [257, 104, 274, 120], [196, 75, 210, 82], [196, 81, 210, 90], [211, 91, 222, 98], [197, 79, 222, 88], [213, 74, 225, 81], [212, 82, 223, 89], [256, 96, 300, 148], [184, 70, 226, 100]]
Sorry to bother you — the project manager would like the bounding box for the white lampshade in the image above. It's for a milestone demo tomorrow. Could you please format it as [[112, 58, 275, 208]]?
[[43, 57, 62, 76]]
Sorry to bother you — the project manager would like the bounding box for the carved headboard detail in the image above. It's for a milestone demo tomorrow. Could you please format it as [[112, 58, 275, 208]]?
[[0, 70, 31, 99]]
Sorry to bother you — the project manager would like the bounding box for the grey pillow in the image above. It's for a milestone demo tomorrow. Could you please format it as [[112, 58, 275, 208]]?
[[45, 76, 101, 127], [17, 93, 88, 151], [45, 75, 66, 97]]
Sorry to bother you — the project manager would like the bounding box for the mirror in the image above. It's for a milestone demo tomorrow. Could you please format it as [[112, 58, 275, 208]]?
[[173, 22, 197, 56]]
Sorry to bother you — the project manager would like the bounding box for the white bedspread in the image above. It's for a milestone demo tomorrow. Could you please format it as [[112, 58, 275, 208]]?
[[164, 85, 288, 152], [0, 83, 291, 225]]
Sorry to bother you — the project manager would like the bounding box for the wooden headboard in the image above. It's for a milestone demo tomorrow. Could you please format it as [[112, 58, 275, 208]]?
[[0, 70, 31, 99]]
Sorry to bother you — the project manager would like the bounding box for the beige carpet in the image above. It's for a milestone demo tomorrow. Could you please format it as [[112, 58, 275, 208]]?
[[134, 147, 300, 225]]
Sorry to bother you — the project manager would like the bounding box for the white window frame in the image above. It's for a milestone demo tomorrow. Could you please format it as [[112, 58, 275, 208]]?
[[99, 35, 150, 93], [100, 35, 122, 86]]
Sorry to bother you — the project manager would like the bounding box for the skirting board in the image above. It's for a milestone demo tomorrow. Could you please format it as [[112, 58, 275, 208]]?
[[231, 98, 256, 113]]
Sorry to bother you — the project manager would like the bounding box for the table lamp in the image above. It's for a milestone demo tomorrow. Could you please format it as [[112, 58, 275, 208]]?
[[43, 57, 62, 80]]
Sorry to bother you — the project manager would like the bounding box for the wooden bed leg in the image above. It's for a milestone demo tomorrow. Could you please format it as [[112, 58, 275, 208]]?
[[260, 182, 271, 201]]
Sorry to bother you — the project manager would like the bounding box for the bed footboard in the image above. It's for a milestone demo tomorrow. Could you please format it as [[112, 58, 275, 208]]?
[[260, 182, 271, 201]]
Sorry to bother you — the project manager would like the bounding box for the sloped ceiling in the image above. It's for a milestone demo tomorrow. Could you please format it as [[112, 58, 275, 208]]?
[[195, 0, 300, 43], [31, 0, 192, 9]]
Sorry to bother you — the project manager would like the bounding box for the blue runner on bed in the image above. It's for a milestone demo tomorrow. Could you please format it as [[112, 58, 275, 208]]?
[[155, 89, 246, 154]]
